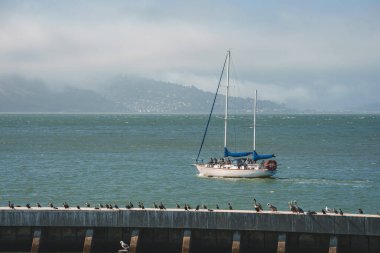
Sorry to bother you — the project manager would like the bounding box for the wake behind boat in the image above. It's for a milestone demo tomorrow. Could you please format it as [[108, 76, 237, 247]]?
[[193, 51, 277, 178]]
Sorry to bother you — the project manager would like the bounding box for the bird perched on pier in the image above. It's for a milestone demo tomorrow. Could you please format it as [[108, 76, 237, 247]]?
[[358, 208, 364, 214], [208, 208, 214, 212], [195, 205, 200, 211], [216, 204, 220, 210], [333, 208, 338, 214], [293, 201, 304, 214], [325, 206, 333, 213], [125, 204, 131, 209], [120, 241, 129, 250], [267, 203, 277, 212], [288, 201, 297, 213], [186, 204, 192, 210], [159, 202, 166, 210], [76, 205, 80, 209], [26, 203, 31, 209], [85, 203, 90, 208], [306, 210, 317, 215], [321, 209, 326, 214], [129, 202, 134, 208], [63, 202, 69, 209], [253, 199, 262, 212], [176, 203, 181, 209], [36, 203, 41, 208], [203, 204, 207, 209], [253, 199, 263, 212], [228, 203, 233, 210], [114, 204, 119, 209], [339, 209, 344, 215], [9, 202, 14, 209], [184, 205, 188, 211]]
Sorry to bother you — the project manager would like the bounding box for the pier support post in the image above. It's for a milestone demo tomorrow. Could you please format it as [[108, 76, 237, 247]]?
[[31, 228, 42, 253], [129, 229, 140, 253], [181, 229, 191, 253], [328, 235, 338, 253], [231, 231, 241, 253], [277, 233, 286, 253], [83, 229, 94, 253]]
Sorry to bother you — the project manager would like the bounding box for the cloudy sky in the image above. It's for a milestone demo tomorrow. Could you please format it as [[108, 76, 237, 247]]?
[[1, 0, 379, 110]]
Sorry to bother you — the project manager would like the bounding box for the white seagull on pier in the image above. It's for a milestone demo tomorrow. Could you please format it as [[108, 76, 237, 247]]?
[[120, 240, 129, 250]]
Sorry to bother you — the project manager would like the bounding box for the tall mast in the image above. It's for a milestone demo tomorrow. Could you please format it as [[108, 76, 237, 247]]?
[[224, 50, 230, 148], [253, 89, 257, 151]]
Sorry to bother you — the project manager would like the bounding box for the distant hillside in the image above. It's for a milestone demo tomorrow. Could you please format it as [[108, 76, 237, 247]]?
[[0, 75, 289, 113], [0, 75, 118, 112]]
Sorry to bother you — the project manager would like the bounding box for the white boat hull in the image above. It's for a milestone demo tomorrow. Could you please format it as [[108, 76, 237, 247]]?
[[194, 164, 276, 178]]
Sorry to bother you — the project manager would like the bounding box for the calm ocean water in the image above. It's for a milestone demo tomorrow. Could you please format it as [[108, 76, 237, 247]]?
[[0, 114, 379, 214]]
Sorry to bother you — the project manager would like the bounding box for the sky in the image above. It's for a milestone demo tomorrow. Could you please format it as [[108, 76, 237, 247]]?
[[0, 0, 379, 111]]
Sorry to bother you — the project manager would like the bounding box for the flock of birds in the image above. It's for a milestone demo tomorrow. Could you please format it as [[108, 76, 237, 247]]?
[[5, 199, 378, 215]]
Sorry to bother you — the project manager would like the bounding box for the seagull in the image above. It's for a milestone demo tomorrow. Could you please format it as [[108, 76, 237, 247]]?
[[85, 203, 90, 208], [176, 203, 181, 209], [120, 241, 129, 250], [99, 203, 104, 208], [228, 203, 233, 210], [76, 205, 80, 209], [114, 204, 119, 209], [184, 205, 188, 211], [208, 208, 214, 212], [339, 209, 344, 215], [333, 208, 338, 214], [125, 204, 131, 209], [325, 206, 332, 213], [216, 204, 220, 210], [321, 209, 326, 214], [153, 202, 159, 209], [195, 205, 200, 211], [358, 208, 364, 214], [203, 204, 207, 209], [306, 210, 317, 215], [36, 203, 41, 208], [267, 203, 277, 212], [26, 203, 31, 209], [63, 202, 69, 209], [129, 202, 134, 208], [49, 202, 54, 208]]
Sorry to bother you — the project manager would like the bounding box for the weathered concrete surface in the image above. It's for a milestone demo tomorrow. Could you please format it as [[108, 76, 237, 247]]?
[[0, 208, 379, 236]]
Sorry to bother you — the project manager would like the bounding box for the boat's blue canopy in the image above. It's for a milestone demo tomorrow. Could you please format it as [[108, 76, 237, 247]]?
[[224, 147, 252, 158], [224, 147, 275, 161], [253, 150, 275, 161]]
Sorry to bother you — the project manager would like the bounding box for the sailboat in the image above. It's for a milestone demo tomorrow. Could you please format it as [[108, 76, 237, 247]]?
[[193, 50, 277, 178]]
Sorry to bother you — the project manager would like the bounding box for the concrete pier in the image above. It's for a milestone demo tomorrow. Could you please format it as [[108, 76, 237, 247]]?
[[0, 207, 379, 252]]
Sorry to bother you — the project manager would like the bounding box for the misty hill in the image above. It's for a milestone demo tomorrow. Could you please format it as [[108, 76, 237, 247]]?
[[0, 75, 288, 113]]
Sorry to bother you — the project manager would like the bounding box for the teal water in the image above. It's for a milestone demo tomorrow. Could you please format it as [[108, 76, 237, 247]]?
[[0, 114, 379, 213]]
